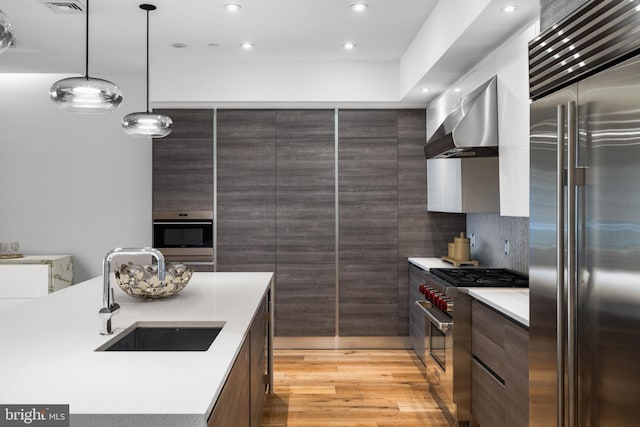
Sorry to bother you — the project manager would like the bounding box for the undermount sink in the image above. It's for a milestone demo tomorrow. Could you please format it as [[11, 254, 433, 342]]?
[[96, 322, 225, 352]]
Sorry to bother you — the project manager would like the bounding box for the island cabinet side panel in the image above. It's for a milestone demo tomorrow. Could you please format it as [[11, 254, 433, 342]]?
[[207, 338, 250, 427], [250, 298, 268, 427]]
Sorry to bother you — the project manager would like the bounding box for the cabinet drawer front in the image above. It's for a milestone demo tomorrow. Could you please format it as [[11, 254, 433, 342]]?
[[472, 358, 506, 427], [0, 265, 50, 298], [472, 301, 506, 379]]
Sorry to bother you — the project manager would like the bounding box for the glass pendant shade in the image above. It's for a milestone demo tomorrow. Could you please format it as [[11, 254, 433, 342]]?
[[49, 0, 123, 113], [122, 4, 172, 138], [122, 112, 173, 138], [50, 76, 123, 113], [0, 10, 14, 54]]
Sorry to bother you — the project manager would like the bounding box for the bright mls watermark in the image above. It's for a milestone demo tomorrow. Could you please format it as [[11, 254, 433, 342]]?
[[0, 405, 68, 427]]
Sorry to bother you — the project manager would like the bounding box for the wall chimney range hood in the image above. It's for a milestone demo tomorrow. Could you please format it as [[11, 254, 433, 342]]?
[[424, 76, 499, 159]]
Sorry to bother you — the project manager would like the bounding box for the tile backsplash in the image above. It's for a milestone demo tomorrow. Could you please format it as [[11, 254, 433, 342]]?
[[467, 213, 529, 275]]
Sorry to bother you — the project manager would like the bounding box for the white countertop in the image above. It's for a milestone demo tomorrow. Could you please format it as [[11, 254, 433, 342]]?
[[0, 272, 273, 427], [0, 254, 72, 264], [408, 257, 455, 271], [467, 288, 529, 327]]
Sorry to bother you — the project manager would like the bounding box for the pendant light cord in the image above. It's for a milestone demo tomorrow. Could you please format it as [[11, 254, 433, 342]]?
[[85, 0, 89, 79], [146, 8, 150, 113]]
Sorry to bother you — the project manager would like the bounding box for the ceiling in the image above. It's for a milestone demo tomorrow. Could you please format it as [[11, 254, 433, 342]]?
[[0, 0, 540, 104], [0, 0, 438, 73]]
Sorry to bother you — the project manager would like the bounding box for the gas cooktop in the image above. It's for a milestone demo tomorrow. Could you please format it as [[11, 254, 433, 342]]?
[[430, 268, 528, 288]]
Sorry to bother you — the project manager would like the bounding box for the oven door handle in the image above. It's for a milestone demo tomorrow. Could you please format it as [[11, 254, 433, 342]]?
[[415, 301, 453, 332], [153, 222, 213, 225]]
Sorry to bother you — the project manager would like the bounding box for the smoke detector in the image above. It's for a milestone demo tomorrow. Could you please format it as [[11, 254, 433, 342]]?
[[39, 1, 85, 14]]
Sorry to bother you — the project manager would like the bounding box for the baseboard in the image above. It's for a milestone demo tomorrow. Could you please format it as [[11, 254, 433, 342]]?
[[274, 336, 411, 350]]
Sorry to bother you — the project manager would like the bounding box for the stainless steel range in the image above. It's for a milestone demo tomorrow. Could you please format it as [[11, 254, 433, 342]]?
[[409, 265, 528, 427]]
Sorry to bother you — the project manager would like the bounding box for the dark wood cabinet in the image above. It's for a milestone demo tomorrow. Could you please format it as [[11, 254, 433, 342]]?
[[250, 299, 268, 427], [504, 317, 529, 427], [275, 110, 336, 336], [216, 110, 276, 272], [207, 295, 270, 427], [338, 109, 399, 336], [164, 107, 463, 340], [207, 338, 250, 427], [398, 111, 465, 334], [471, 300, 529, 427], [153, 109, 214, 213]]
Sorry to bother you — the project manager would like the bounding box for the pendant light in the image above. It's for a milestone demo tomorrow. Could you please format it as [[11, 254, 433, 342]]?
[[0, 10, 14, 54], [49, 0, 123, 113], [122, 4, 172, 138]]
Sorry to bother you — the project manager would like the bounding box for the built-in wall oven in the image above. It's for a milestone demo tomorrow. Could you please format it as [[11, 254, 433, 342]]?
[[153, 211, 214, 263], [410, 265, 528, 427]]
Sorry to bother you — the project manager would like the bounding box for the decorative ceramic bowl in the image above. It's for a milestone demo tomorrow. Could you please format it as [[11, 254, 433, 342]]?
[[115, 262, 193, 299]]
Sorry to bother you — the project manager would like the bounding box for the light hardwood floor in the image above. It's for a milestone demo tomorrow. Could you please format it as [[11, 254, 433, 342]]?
[[261, 349, 450, 427]]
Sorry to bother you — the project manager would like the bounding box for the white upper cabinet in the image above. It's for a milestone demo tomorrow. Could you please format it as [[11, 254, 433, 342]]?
[[496, 26, 534, 217], [427, 23, 537, 217]]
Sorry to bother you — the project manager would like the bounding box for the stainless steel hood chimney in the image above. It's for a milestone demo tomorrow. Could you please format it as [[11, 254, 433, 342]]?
[[424, 76, 499, 159]]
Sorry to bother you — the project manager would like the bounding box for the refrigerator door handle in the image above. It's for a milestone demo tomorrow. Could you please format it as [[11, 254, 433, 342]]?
[[556, 103, 566, 427], [567, 100, 578, 427]]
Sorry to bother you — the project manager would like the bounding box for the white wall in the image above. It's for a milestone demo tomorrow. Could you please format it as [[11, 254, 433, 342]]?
[[399, 0, 492, 96], [152, 59, 402, 105], [0, 73, 151, 282]]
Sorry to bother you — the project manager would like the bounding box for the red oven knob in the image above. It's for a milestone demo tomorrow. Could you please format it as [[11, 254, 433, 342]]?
[[439, 298, 453, 312], [432, 294, 441, 307], [419, 284, 424, 294]]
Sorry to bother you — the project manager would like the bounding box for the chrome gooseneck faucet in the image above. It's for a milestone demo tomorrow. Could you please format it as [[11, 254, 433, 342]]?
[[99, 247, 165, 335]]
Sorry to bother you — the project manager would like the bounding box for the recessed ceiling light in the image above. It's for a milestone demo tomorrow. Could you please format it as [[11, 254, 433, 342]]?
[[421, 88, 429, 93], [241, 42, 254, 50], [350, 3, 368, 12], [501, 5, 518, 13], [171, 42, 187, 48], [224, 3, 241, 12], [343, 42, 356, 50]]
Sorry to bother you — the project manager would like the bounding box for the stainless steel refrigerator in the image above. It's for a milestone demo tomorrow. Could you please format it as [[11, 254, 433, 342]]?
[[529, 1, 640, 426]]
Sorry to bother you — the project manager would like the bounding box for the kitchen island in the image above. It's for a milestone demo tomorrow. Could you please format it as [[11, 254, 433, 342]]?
[[0, 271, 273, 427]]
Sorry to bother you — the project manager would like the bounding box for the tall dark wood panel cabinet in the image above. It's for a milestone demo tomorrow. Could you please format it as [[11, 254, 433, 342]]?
[[338, 110, 399, 336], [216, 110, 276, 272], [275, 110, 336, 336], [397, 110, 466, 335], [152, 109, 214, 212], [155, 108, 463, 340]]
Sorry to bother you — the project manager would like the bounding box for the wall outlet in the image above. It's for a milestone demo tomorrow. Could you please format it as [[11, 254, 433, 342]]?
[[504, 239, 510, 256], [470, 233, 476, 247]]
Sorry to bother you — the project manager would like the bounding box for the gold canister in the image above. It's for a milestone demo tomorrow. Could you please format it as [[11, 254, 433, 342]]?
[[447, 242, 455, 258], [453, 232, 470, 261]]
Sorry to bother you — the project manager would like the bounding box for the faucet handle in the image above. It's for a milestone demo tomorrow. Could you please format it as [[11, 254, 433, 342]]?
[[110, 289, 120, 312]]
